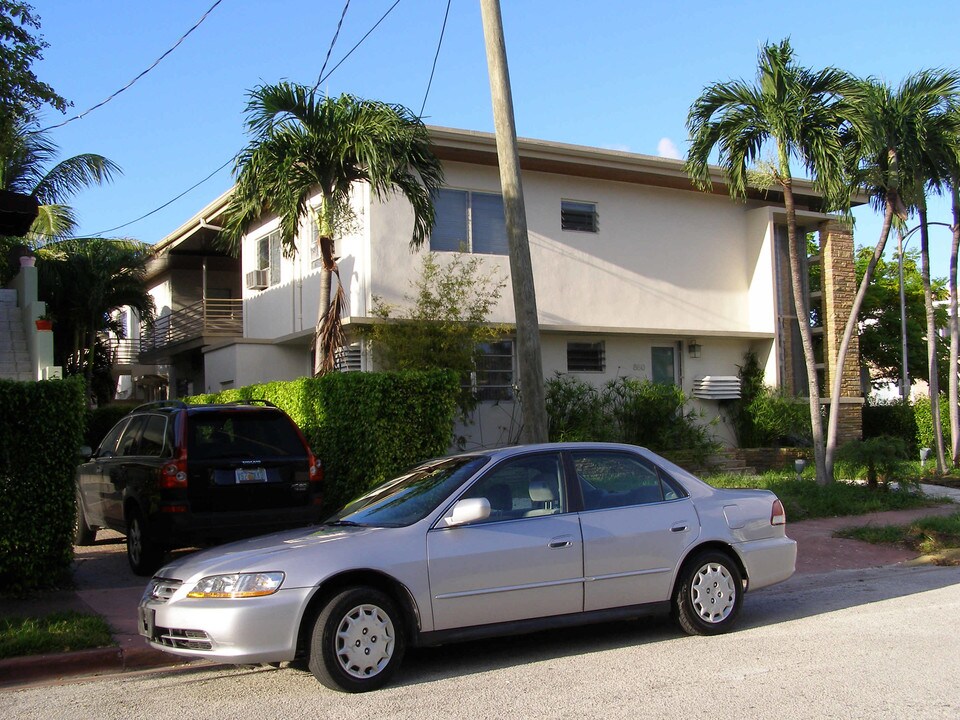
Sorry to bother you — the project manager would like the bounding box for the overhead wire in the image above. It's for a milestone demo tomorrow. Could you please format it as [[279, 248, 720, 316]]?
[[70, 0, 407, 240], [311, 0, 352, 94], [35, 0, 224, 134], [419, 0, 452, 118]]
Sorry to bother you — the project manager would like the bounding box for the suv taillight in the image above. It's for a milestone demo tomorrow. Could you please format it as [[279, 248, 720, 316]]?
[[771, 499, 786, 526], [308, 451, 322, 484], [160, 453, 188, 489]]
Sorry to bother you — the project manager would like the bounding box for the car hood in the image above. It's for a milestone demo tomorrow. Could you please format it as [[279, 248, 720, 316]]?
[[156, 523, 396, 583]]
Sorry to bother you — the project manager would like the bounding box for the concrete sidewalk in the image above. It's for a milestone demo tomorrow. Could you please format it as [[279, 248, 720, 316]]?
[[2, 483, 959, 688]]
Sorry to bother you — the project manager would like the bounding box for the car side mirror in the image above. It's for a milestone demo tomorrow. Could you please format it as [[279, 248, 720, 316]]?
[[445, 498, 491, 527], [78, 445, 93, 460]]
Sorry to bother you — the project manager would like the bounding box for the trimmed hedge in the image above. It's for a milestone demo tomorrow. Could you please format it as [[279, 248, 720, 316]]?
[[189, 370, 460, 510], [0, 377, 87, 594], [913, 395, 950, 456], [862, 400, 919, 456]]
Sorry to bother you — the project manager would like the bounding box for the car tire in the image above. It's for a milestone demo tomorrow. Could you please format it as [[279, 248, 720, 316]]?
[[673, 550, 743, 636], [126, 508, 164, 576], [74, 490, 96, 546], [308, 587, 406, 692]]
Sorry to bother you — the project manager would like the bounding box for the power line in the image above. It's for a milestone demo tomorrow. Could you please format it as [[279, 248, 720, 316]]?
[[36, 0, 225, 134], [419, 0, 453, 118], [312, 0, 352, 94], [63, 1, 407, 241], [315, 0, 403, 89]]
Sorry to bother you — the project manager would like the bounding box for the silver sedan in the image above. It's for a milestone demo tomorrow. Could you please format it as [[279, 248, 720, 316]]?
[[138, 443, 796, 692]]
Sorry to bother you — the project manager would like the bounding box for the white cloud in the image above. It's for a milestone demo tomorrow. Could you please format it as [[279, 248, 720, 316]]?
[[657, 137, 682, 160]]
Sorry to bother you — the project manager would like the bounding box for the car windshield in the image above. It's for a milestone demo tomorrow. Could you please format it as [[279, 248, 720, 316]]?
[[326, 456, 488, 527]]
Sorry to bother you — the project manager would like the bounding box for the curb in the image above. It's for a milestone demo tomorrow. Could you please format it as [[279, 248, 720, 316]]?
[[0, 643, 188, 688]]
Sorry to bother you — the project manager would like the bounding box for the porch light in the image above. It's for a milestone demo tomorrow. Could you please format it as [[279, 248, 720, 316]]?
[[687, 341, 702, 359]]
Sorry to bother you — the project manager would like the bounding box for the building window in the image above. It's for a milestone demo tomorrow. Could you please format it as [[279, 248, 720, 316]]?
[[430, 188, 508, 255], [561, 200, 598, 233], [256, 229, 282, 286], [567, 341, 605, 372], [474, 340, 514, 401], [309, 215, 323, 270]]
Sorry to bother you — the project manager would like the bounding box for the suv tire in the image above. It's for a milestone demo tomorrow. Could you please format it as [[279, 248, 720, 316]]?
[[127, 508, 164, 576]]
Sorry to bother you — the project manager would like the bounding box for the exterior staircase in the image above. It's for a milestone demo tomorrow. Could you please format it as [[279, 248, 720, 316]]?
[[0, 288, 33, 381]]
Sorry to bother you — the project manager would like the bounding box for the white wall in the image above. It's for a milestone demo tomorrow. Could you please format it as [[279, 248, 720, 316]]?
[[202, 342, 310, 393]]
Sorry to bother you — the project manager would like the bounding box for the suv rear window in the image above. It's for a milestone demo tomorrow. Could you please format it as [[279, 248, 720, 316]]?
[[188, 411, 307, 461]]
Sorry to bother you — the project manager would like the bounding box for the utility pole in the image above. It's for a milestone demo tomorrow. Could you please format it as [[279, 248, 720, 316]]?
[[479, 0, 547, 444]]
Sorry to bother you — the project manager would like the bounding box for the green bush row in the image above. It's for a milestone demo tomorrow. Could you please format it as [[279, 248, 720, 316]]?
[[545, 374, 719, 463], [189, 370, 460, 510], [0, 377, 86, 594], [863, 397, 951, 458]]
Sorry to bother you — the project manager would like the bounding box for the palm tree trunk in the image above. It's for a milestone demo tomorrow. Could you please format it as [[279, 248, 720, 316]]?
[[780, 163, 828, 484], [825, 202, 896, 477], [919, 200, 947, 473], [948, 185, 960, 466]]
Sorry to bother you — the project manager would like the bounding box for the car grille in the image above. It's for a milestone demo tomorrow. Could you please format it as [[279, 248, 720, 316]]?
[[155, 626, 213, 651], [147, 577, 182, 603]]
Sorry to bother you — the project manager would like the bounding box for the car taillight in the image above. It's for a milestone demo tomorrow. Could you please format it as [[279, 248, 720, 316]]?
[[308, 452, 323, 484], [160, 455, 188, 489], [771, 499, 786, 526]]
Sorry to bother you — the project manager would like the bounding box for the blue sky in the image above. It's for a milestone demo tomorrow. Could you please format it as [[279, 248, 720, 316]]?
[[29, 0, 960, 275]]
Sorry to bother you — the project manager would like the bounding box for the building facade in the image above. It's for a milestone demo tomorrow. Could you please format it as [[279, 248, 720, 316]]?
[[131, 127, 863, 449]]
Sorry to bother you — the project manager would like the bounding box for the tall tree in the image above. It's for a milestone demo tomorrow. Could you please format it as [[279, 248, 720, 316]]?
[[686, 39, 855, 484], [0, 1, 69, 133], [221, 83, 443, 374], [829, 71, 960, 476], [36, 238, 154, 391]]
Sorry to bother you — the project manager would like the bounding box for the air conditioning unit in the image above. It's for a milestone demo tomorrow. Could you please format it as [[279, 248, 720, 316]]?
[[245, 269, 268, 290]]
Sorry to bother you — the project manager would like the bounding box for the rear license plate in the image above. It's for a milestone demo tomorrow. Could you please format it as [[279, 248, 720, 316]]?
[[138, 606, 155, 639], [236, 467, 268, 483]]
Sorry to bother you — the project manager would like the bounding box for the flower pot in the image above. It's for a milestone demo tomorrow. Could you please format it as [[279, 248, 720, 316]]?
[[35, 319, 52, 331]]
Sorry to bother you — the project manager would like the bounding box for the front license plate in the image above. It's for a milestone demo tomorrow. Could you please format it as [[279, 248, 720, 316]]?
[[138, 606, 155, 639], [236, 467, 268, 483]]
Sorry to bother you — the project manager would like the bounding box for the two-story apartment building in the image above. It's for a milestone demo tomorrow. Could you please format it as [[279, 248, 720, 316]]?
[[132, 127, 863, 449]]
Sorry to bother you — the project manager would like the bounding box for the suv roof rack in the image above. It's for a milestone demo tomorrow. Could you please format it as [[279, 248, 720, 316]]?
[[132, 400, 189, 413], [225, 399, 278, 408]]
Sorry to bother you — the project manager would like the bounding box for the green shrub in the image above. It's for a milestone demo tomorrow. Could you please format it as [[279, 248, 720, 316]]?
[[544, 374, 718, 461], [863, 399, 918, 456], [0, 377, 87, 594], [544, 373, 613, 442], [835, 435, 911, 488], [914, 394, 950, 456], [188, 371, 459, 511], [727, 351, 811, 447]]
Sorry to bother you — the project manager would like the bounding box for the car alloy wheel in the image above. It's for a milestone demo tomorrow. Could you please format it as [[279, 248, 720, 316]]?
[[310, 587, 405, 692]]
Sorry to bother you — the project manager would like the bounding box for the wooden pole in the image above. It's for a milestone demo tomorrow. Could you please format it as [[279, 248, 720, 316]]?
[[479, 0, 547, 443]]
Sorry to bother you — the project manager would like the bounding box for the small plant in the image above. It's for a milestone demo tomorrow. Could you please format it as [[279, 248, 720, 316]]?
[[835, 436, 911, 489], [544, 373, 612, 442], [728, 351, 811, 447]]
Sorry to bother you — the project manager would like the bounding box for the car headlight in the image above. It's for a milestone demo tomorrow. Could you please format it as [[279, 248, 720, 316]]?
[[187, 572, 285, 599]]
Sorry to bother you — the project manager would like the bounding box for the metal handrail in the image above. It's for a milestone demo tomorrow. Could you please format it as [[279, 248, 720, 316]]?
[[140, 298, 243, 353]]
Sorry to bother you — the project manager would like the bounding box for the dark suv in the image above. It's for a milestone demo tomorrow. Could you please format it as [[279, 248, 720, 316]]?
[[75, 400, 323, 575]]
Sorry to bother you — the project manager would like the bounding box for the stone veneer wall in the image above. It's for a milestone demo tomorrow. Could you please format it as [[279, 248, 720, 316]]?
[[819, 220, 863, 443]]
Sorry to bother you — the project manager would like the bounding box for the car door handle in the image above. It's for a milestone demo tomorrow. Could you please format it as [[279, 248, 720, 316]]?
[[671, 524, 688, 533], [549, 535, 575, 549]]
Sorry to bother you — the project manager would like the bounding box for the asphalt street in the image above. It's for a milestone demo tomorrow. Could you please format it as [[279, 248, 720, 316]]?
[[4, 564, 959, 720]]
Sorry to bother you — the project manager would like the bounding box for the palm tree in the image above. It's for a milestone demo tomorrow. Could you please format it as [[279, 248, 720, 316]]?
[[686, 39, 855, 484], [0, 114, 119, 242], [37, 238, 154, 391], [828, 71, 960, 476], [220, 83, 444, 374]]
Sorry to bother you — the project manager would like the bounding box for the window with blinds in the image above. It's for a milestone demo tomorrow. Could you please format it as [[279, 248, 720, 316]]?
[[430, 188, 508, 255]]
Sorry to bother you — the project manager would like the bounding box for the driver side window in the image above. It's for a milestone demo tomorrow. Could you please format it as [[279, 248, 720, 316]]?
[[461, 453, 564, 524]]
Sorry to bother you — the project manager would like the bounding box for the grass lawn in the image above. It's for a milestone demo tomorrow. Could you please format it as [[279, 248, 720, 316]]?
[[702, 470, 946, 521], [836, 512, 960, 563], [0, 611, 113, 660]]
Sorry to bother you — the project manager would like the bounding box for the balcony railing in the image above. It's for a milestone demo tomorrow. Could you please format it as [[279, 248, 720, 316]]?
[[106, 337, 141, 366], [141, 298, 243, 353]]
